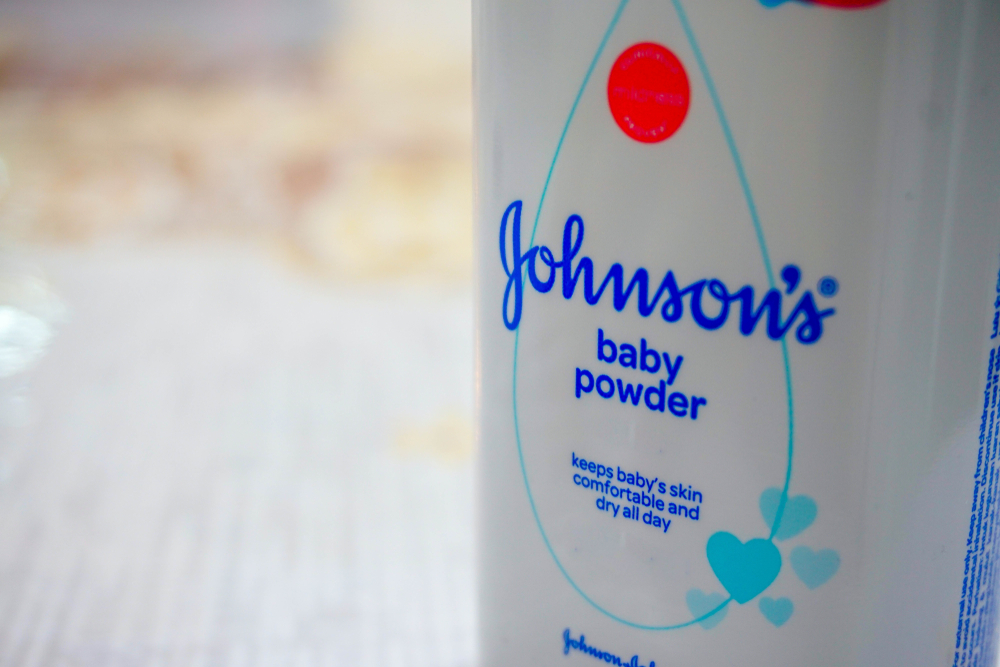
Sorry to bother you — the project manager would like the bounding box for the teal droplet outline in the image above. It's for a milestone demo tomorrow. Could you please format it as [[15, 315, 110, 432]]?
[[510, 0, 795, 629]]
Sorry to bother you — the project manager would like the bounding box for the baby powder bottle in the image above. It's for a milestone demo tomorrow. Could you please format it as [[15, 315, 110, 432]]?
[[474, 0, 1000, 666]]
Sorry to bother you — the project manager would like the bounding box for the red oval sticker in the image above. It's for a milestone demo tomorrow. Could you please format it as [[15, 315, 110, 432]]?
[[812, 0, 887, 8], [607, 42, 691, 144]]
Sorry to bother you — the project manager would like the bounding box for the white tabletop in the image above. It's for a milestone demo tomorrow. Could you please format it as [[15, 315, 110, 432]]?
[[0, 243, 474, 666]]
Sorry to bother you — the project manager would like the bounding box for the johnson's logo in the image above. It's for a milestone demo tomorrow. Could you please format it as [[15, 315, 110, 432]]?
[[499, 200, 837, 345]]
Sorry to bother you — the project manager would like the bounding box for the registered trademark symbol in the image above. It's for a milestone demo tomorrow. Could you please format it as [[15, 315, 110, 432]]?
[[818, 277, 839, 298]]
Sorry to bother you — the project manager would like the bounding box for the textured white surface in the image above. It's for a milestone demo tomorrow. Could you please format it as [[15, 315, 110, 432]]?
[[0, 244, 474, 666]]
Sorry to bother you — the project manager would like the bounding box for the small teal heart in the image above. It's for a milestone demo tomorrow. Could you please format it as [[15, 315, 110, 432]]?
[[706, 532, 782, 604], [790, 546, 840, 589], [759, 488, 817, 541], [685, 589, 729, 629], [759, 597, 794, 627]]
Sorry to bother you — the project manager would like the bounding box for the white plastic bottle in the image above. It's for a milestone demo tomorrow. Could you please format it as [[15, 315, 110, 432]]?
[[474, 0, 1000, 665]]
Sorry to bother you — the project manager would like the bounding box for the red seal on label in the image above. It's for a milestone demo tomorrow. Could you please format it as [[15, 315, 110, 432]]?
[[607, 42, 690, 144], [812, 0, 887, 7]]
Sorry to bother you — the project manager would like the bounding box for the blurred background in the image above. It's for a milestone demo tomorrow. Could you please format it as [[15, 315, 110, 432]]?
[[0, 0, 474, 664]]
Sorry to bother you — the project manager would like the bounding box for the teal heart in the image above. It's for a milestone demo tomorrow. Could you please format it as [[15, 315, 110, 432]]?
[[759, 488, 817, 541], [790, 546, 840, 589], [706, 532, 782, 604], [685, 589, 729, 629], [758, 597, 794, 627]]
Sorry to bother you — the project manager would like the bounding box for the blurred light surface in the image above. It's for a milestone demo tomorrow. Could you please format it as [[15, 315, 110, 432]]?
[[0, 0, 474, 664], [0, 306, 52, 377]]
